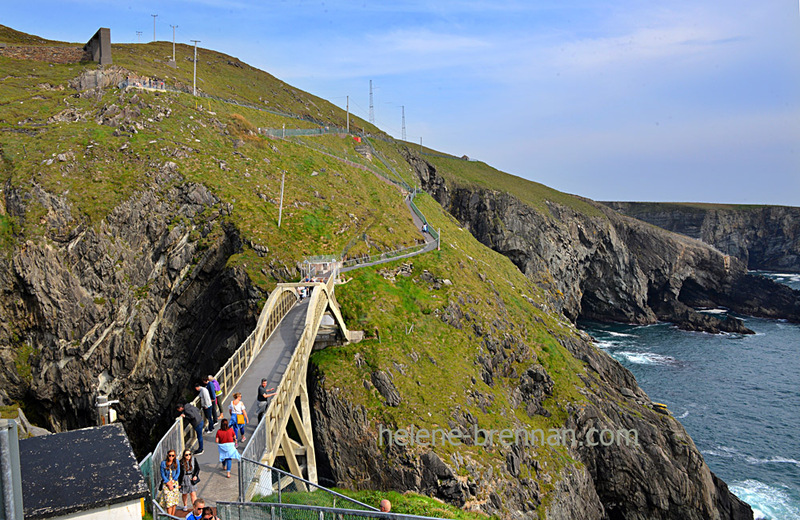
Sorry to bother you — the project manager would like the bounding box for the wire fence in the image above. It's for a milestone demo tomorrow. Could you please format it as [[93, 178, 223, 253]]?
[[340, 241, 432, 269], [216, 502, 453, 520], [259, 127, 347, 138], [239, 458, 376, 511]]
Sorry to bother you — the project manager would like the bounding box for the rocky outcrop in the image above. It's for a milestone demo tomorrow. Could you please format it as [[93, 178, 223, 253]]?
[[603, 202, 800, 273], [310, 317, 753, 519], [0, 170, 261, 453], [400, 150, 799, 333]]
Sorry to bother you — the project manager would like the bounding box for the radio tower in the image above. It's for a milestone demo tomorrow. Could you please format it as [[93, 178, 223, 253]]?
[[401, 106, 406, 141], [369, 80, 374, 124]]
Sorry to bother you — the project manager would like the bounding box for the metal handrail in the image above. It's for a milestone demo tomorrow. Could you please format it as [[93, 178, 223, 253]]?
[[152, 499, 181, 519], [240, 457, 378, 511], [243, 278, 347, 492], [216, 501, 455, 520]]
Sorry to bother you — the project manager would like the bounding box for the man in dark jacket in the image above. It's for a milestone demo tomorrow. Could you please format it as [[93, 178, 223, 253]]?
[[177, 402, 205, 455]]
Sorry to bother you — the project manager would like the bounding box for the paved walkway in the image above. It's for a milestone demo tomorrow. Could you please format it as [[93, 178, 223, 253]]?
[[341, 197, 437, 273], [188, 298, 310, 506]]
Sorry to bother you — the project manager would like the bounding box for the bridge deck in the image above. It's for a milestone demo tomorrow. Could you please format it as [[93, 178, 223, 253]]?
[[190, 298, 310, 506]]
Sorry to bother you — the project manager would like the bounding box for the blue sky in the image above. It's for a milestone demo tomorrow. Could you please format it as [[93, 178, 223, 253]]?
[[4, 1, 800, 205]]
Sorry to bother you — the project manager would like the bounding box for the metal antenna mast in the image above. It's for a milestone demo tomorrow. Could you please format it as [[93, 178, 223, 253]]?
[[369, 80, 374, 124], [170, 25, 178, 60], [191, 40, 201, 96], [136, 31, 142, 43], [401, 106, 406, 141], [151, 14, 157, 42], [346, 95, 350, 133]]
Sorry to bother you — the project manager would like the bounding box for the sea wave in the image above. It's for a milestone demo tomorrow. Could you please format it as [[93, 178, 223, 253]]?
[[698, 308, 728, 314], [730, 479, 800, 520], [593, 340, 618, 350], [702, 446, 800, 466], [607, 331, 636, 337], [676, 410, 689, 419], [614, 351, 678, 366]]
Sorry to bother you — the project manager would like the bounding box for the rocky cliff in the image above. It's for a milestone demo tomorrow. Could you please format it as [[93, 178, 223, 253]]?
[[402, 151, 799, 333], [603, 202, 800, 273], [0, 171, 261, 452], [309, 228, 753, 518]]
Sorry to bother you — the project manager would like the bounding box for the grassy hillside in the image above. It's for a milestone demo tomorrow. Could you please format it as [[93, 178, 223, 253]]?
[[314, 193, 591, 513], [0, 41, 425, 288], [0, 25, 623, 516]]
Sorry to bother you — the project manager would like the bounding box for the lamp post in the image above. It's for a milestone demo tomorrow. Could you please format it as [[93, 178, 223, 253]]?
[[191, 40, 201, 96], [170, 25, 178, 61]]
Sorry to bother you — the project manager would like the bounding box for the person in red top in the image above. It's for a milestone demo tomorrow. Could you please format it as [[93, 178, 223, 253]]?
[[215, 419, 240, 478]]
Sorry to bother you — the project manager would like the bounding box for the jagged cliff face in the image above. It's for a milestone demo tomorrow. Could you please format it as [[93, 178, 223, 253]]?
[[603, 202, 800, 273], [0, 169, 261, 452], [309, 295, 753, 519], [402, 151, 799, 333]]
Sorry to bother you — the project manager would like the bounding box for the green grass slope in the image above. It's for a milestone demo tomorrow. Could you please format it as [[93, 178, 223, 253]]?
[[0, 26, 616, 516], [313, 193, 592, 514], [0, 41, 423, 288]]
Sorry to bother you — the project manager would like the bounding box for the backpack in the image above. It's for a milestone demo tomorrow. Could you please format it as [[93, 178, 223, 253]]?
[[212, 378, 221, 396]]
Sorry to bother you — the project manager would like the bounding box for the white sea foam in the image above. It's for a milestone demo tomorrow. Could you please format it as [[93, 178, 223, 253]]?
[[698, 308, 728, 314], [703, 446, 800, 467], [593, 340, 618, 350], [615, 351, 678, 366], [607, 331, 635, 337], [730, 479, 800, 520], [676, 410, 689, 419]]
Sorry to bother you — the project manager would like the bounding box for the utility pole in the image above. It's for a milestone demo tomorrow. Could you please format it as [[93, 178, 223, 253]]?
[[278, 170, 286, 228], [170, 25, 178, 60], [191, 40, 201, 96], [346, 95, 350, 133], [151, 14, 157, 42], [369, 80, 374, 124], [401, 106, 406, 141], [136, 31, 142, 43]]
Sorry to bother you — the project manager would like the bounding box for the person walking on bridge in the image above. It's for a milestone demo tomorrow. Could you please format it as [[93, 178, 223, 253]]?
[[178, 449, 200, 512], [228, 392, 248, 443], [178, 402, 205, 455], [196, 381, 216, 432], [215, 418, 240, 478], [159, 450, 180, 516]]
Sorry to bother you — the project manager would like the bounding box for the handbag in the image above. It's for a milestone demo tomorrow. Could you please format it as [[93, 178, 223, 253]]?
[[236, 413, 245, 425], [191, 475, 200, 485]]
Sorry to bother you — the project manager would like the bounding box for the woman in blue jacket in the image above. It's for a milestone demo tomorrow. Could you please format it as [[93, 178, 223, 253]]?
[[159, 449, 181, 516]]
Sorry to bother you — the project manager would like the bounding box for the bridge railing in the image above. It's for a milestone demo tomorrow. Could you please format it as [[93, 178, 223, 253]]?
[[242, 280, 338, 493], [141, 417, 185, 514], [186, 287, 298, 415], [142, 286, 299, 509]]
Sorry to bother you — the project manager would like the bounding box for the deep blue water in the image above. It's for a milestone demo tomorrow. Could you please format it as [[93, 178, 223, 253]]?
[[579, 272, 800, 520]]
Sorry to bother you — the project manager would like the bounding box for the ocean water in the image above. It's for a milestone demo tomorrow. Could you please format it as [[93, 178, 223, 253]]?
[[579, 272, 800, 520]]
